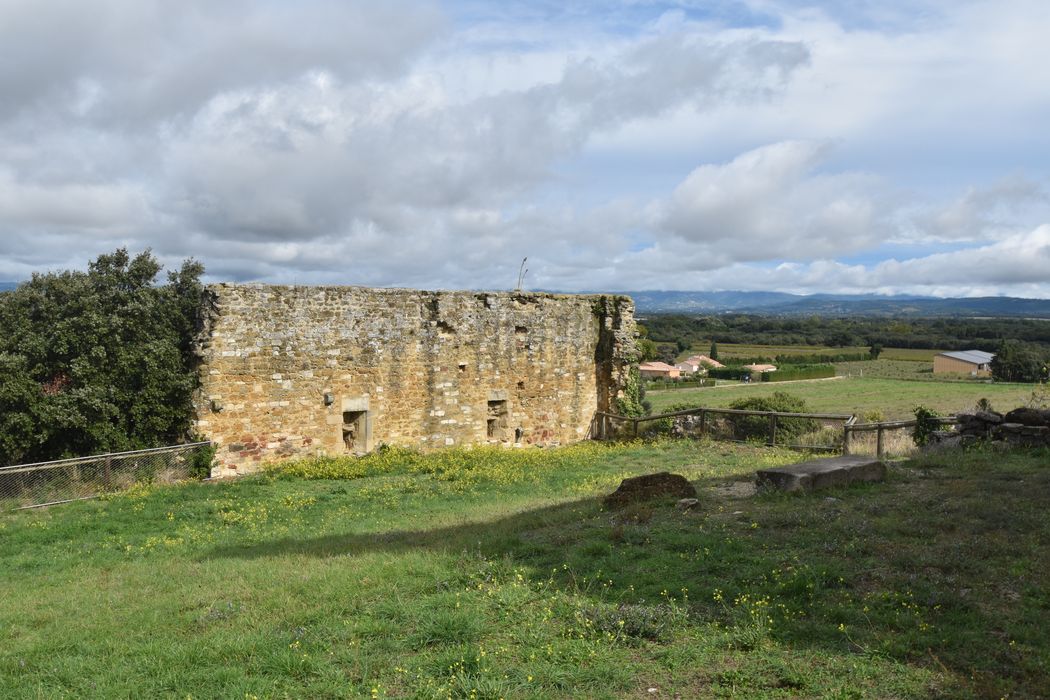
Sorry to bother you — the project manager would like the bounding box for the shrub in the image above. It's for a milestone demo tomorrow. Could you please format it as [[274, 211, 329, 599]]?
[[186, 441, 218, 479], [912, 405, 941, 447], [616, 367, 651, 417], [761, 364, 836, 382], [727, 392, 818, 441], [863, 409, 885, 424]]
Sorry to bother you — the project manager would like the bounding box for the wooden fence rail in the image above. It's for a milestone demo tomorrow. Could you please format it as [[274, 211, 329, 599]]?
[[593, 408, 958, 458], [842, 416, 956, 457]]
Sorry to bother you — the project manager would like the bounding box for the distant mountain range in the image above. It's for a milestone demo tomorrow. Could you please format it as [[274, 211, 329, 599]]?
[[623, 291, 1050, 318], [4, 280, 1048, 318]]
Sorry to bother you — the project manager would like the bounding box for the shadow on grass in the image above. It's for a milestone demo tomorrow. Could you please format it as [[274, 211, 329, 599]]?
[[204, 462, 1050, 697]]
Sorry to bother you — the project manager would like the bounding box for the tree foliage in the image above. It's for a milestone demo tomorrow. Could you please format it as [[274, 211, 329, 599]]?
[[615, 367, 651, 418], [990, 340, 1049, 383], [912, 405, 941, 447], [643, 313, 1050, 354], [0, 249, 205, 465]]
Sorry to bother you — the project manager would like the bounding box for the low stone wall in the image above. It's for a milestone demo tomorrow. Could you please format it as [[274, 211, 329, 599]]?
[[954, 407, 1050, 447]]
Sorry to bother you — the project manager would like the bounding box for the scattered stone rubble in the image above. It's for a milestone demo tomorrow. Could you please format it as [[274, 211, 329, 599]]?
[[949, 407, 1050, 448]]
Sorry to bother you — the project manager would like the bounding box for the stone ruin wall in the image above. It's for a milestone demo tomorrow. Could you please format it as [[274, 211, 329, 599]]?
[[194, 284, 635, 477]]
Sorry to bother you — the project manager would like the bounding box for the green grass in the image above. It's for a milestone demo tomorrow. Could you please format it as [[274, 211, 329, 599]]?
[[646, 376, 1039, 419], [836, 358, 939, 380], [2, 442, 1049, 698]]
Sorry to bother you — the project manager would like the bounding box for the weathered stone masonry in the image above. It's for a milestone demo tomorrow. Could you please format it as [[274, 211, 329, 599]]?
[[194, 284, 635, 477]]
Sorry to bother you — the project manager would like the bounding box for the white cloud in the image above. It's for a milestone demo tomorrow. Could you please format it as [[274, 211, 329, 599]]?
[[655, 141, 890, 261], [0, 0, 1049, 299], [913, 178, 1049, 242]]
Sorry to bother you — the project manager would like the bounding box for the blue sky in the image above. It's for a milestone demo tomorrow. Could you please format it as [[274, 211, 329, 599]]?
[[1, 0, 1048, 296]]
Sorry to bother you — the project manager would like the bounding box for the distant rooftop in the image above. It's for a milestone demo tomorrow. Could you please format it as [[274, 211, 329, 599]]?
[[639, 361, 677, 371], [938, 350, 995, 365]]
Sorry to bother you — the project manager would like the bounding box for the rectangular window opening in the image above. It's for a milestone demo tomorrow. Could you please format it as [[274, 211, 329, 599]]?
[[487, 400, 509, 440]]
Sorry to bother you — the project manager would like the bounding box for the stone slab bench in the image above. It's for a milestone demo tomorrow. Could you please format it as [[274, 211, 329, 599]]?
[[756, 455, 886, 493]]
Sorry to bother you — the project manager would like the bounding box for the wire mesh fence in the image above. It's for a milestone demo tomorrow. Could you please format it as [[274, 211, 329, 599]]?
[[0, 442, 214, 512]]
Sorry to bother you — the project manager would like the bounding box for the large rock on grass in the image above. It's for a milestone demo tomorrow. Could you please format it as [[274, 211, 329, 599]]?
[[603, 472, 697, 509], [1003, 407, 1050, 427], [756, 455, 886, 493]]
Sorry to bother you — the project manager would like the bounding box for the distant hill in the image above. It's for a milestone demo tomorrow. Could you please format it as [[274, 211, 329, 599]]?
[[0, 282, 17, 292], [626, 291, 1050, 318]]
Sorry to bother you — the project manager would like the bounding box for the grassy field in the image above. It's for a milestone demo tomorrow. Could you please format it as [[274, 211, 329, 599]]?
[[646, 376, 1040, 419], [836, 359, 937, 380], [686, 344, 942, 362], [2, 442, 1048, 698]]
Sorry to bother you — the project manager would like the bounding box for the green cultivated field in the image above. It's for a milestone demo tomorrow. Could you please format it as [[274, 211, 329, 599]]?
[[2, 442, 1048, 698], [646, 376, 1039, 418]]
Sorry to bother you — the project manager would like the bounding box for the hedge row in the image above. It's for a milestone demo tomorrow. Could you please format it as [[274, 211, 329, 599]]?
[[729, 352, 870, 366], [707, 367, 751, 380], [761, 364, 837, 382]]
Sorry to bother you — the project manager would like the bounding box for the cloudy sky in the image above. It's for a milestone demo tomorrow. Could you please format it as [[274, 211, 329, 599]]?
[[2, 0, 1049, 296]]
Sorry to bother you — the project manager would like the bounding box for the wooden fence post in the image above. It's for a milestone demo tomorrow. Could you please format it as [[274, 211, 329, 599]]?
[[699, 409, 707, 436], [842, 424, 852, 455], [769, 413, 778, 447], [876, 425, 885, 458]]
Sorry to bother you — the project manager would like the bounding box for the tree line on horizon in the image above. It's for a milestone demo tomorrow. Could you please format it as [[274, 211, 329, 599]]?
[[642, 313, 1050, 353]]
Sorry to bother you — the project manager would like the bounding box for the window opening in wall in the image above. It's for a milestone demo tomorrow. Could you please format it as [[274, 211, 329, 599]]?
[[343, 410, 367, 452], [487, 400, 509, 440]]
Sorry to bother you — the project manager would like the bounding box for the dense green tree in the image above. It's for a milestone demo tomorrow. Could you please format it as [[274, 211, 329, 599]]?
[[0, 249, 205, 465], [709, 341, 718, 360], [869, 343, 883, 359], [990, 340, 1048, 383], [655, 344, 678, 365]]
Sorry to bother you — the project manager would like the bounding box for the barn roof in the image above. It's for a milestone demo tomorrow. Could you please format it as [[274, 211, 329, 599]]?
[[938, 350, 995, 365]]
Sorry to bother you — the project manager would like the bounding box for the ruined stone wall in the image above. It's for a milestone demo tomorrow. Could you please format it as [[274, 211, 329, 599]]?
[[194, 285, 635, 476]]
